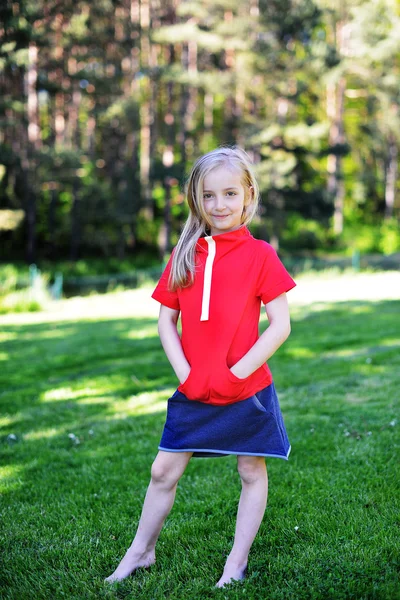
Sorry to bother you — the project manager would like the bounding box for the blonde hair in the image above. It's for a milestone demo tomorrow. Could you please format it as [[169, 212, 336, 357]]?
[[168, 146, 260, 292]]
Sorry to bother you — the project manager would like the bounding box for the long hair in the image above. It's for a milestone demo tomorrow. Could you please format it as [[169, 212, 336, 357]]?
[[168, 146, 260, 292]]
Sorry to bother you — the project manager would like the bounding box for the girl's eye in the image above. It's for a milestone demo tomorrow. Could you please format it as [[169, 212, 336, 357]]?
[[227, 191, 237, 196], [203, 194, 213, 199]]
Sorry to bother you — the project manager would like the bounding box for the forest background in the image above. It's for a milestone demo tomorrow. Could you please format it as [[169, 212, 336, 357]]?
[[1, 0, 400, 282]]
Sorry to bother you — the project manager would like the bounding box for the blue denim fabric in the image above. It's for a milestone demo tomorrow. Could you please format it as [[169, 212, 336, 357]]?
[[159, 382, 290, 459]]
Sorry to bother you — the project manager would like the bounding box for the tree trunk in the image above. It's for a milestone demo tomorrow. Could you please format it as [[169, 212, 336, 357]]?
[[204, 92, 214, 131], [149, 42, 159, 184], [126, 0, 141, 249], [116, 175, 128, 261], [326, 15, 349, 236], [139, 0, 153, 220], [385, 133, 398, 219], [24, 173, 36, 264], [160, 39, 177, 258], [69, 178, 80, 261], [158, 175, 172, 261], [27, 42, 41, 151], [24, 42, 41, 263], [67, 49, 81, 150], [47, 185, 58, 258], [53, 13, 66, 150], [327, 76, 346, 235], [86, 115, 96, 158], [178, 41, 190, 168]]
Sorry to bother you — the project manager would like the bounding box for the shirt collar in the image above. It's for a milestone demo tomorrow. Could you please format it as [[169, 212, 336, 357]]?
[[196, 224, 251, 250]]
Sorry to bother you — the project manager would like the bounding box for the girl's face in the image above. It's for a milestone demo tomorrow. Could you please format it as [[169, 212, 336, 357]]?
[[202, 166, 250, 236]]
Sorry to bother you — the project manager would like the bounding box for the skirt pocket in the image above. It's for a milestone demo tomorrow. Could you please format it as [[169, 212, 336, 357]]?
[[250, 393, 268, 413]]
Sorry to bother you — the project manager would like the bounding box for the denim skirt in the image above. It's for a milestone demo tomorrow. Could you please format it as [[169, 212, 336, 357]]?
[[158, 382, 290, 459]]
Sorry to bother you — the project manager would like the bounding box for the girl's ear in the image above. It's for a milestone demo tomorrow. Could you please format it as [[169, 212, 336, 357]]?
[[246, 185, 254, 204]]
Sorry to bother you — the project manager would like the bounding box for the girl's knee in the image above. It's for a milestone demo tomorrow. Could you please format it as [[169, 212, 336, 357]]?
[[237, 456, 266, 484], [150, 452, 189, 487], [151, 460, 176, 487]]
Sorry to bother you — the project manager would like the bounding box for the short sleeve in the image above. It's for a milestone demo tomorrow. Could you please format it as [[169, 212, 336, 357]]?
[[256, 243, 296, 305], [151, 250, 180, 310]]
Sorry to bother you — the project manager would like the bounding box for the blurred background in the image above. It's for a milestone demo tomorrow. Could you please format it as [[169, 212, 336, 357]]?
[[1, 6, 399, 596], [0, 0, 399, 310]]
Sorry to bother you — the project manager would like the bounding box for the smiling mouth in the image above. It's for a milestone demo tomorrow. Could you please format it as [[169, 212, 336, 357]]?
[[213, 214, 230, 218]]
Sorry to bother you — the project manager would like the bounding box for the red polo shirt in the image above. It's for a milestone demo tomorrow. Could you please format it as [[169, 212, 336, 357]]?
[[151, 225, 296, 405]]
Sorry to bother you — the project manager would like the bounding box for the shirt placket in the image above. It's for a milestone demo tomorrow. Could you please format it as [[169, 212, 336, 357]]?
[[200, 236, 216, 321]]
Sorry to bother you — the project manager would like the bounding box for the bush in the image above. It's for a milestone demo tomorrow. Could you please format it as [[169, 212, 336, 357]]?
[[280, 215, 334, 252], [378, 218, 400, 254], [0, 264, 20, 295], [340, 218, 400, 255], [0, 290, 44, 314], [0, 266, 51, 314]]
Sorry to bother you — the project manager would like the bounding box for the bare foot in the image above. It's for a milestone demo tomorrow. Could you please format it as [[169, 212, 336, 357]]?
[[104, 547, 156, 583], [216, 562, 247, 588]]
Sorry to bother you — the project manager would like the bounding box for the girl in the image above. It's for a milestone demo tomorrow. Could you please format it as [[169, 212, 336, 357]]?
[[105, 146, 296, 588]]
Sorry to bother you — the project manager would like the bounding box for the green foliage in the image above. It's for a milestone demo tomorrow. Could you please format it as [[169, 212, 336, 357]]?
[[280, 214, 334, 251], [0, 264, 51, 314], [379, 218, 400, 254], [0, 0, 399, 265], [0, 264, 20, 295], [0, 292, 42, 315], [341, 223, 381, 254], [340, 218, 400, 255]]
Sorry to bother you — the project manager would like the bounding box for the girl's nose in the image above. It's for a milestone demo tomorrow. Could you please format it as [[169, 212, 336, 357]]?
[[215, 195, 226, 209]]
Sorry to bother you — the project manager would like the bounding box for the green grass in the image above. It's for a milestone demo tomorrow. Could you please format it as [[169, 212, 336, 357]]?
[[0, 297, 399, 599]]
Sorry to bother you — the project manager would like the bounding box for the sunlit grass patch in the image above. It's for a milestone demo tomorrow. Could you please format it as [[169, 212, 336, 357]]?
[[322, 340, 400, 359], [0, 298, 399, 599], [0, 464, 24, 493], [41, 386, 102, 403], [284, 346, 315, 358], [109, 390, 172, 417], [0, 415, 16, 429], [0, 331, 17, 342], [23, 427, 62, 441], [125, 323, 159, 340]]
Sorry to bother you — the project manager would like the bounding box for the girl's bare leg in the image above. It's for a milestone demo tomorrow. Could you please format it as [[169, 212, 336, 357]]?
[[105, 450, 192, 583], [216, 455, 268, 587]]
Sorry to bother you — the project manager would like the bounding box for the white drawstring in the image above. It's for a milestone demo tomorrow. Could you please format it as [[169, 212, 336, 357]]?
[[200, 236, 216, 321]]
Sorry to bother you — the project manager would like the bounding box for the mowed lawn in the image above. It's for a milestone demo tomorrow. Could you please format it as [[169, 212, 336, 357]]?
[[0, 289, 399, 599]]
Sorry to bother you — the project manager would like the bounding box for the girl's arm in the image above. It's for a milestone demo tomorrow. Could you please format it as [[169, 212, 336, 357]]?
[[157, 304, 191, 384], [230, 293, 291, 379]]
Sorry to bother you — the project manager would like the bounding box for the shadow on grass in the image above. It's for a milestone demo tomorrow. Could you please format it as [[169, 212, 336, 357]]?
[[1, 298, 399, 442], [0, 299, 398, 490], [0, 300, 399, 598], [0, 315, 175, 502]]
